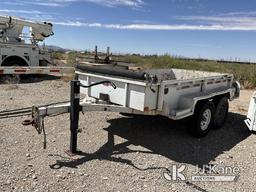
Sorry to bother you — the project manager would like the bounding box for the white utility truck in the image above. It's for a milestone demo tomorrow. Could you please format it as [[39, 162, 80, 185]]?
[[0, 15, 73, 75], [0, 15, 53, 67], [29, 63, 240, 148]]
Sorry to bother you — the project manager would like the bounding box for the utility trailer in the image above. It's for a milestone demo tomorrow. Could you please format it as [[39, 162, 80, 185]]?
[[28, 64, 240, 154]]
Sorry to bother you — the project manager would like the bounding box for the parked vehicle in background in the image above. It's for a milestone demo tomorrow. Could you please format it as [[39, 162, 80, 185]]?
[[0, 15, 54, 67]]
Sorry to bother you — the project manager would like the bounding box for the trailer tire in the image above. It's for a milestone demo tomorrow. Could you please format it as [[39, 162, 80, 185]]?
[[1, 59, 26, 84], [213, 97, 229, 129], [120, 113, 145, 118], [120, 113, 135, 117], [190, 101, 215, 137]]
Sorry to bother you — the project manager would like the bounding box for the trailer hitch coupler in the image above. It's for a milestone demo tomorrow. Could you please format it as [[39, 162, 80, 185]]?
[[22, 119, 34, 126]]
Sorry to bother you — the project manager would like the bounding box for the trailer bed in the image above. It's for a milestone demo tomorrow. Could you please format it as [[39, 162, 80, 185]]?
[[76, 64, 239, 120]]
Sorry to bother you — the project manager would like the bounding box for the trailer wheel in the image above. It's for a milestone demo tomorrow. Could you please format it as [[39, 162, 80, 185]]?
[[120, 113, 135, 117], [190, 101, 215, 137], [120, 113, 145, 118], [213, 97, 229, 129], [0, 74, 20, 84], [1, 58, 27, 83]]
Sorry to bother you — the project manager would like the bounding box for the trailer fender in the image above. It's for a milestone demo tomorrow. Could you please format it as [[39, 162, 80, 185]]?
[[1, 55, 28, 66]]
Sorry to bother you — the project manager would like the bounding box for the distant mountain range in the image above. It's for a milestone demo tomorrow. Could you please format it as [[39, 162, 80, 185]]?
[[46, 45, 71, 52], [39, 45, 71, 52]]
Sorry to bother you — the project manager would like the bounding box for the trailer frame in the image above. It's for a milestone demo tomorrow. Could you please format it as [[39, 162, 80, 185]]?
[[0, 66, 74, 75]]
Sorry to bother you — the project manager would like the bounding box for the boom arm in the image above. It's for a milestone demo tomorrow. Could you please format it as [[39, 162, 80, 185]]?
[[0, 15, 54, 43]]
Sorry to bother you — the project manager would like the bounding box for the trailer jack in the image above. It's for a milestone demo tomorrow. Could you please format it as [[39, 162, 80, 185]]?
[[68, 80, 116, 155]]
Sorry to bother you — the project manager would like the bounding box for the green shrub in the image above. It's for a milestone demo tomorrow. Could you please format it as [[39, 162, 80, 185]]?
[[51, 52, 65, 60]]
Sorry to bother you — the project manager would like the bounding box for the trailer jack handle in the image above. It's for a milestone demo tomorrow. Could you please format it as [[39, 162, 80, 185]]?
[[80, 80, 117, 89]]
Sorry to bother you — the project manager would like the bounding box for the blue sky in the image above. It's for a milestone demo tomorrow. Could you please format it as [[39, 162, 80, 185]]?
[[1, 0, 256, 61]]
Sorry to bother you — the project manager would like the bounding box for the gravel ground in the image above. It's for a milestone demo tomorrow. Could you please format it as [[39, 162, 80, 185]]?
[[0, 76, 256, 192]]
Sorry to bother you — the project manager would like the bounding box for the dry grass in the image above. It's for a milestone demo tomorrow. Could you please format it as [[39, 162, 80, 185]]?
[[52, 51, 256, 88], [61, 74, 75, 82], [115, 54, 256, 88]]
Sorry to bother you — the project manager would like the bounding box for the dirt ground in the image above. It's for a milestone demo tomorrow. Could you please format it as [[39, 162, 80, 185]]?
[[0, 76, 256, 192]]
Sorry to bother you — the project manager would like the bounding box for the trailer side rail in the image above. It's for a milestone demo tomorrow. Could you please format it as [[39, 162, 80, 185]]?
[[0, 66, 74, 75]]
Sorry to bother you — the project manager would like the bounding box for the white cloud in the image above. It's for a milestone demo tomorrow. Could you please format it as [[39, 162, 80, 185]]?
[[1, 2, 25, 6], [26, 0, 144, 7], [29, 2, 65, 7], [53, 21, 256, 31], [173, 13, 256, 31], [0, 9, 42, 14], [53, 21, 102, 27], [48, 10, 256, 31], [3, 7, 256, 32], [218, 11, 256, 17], [85, 0, 144, 7], [176, 15, 256, 23]]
